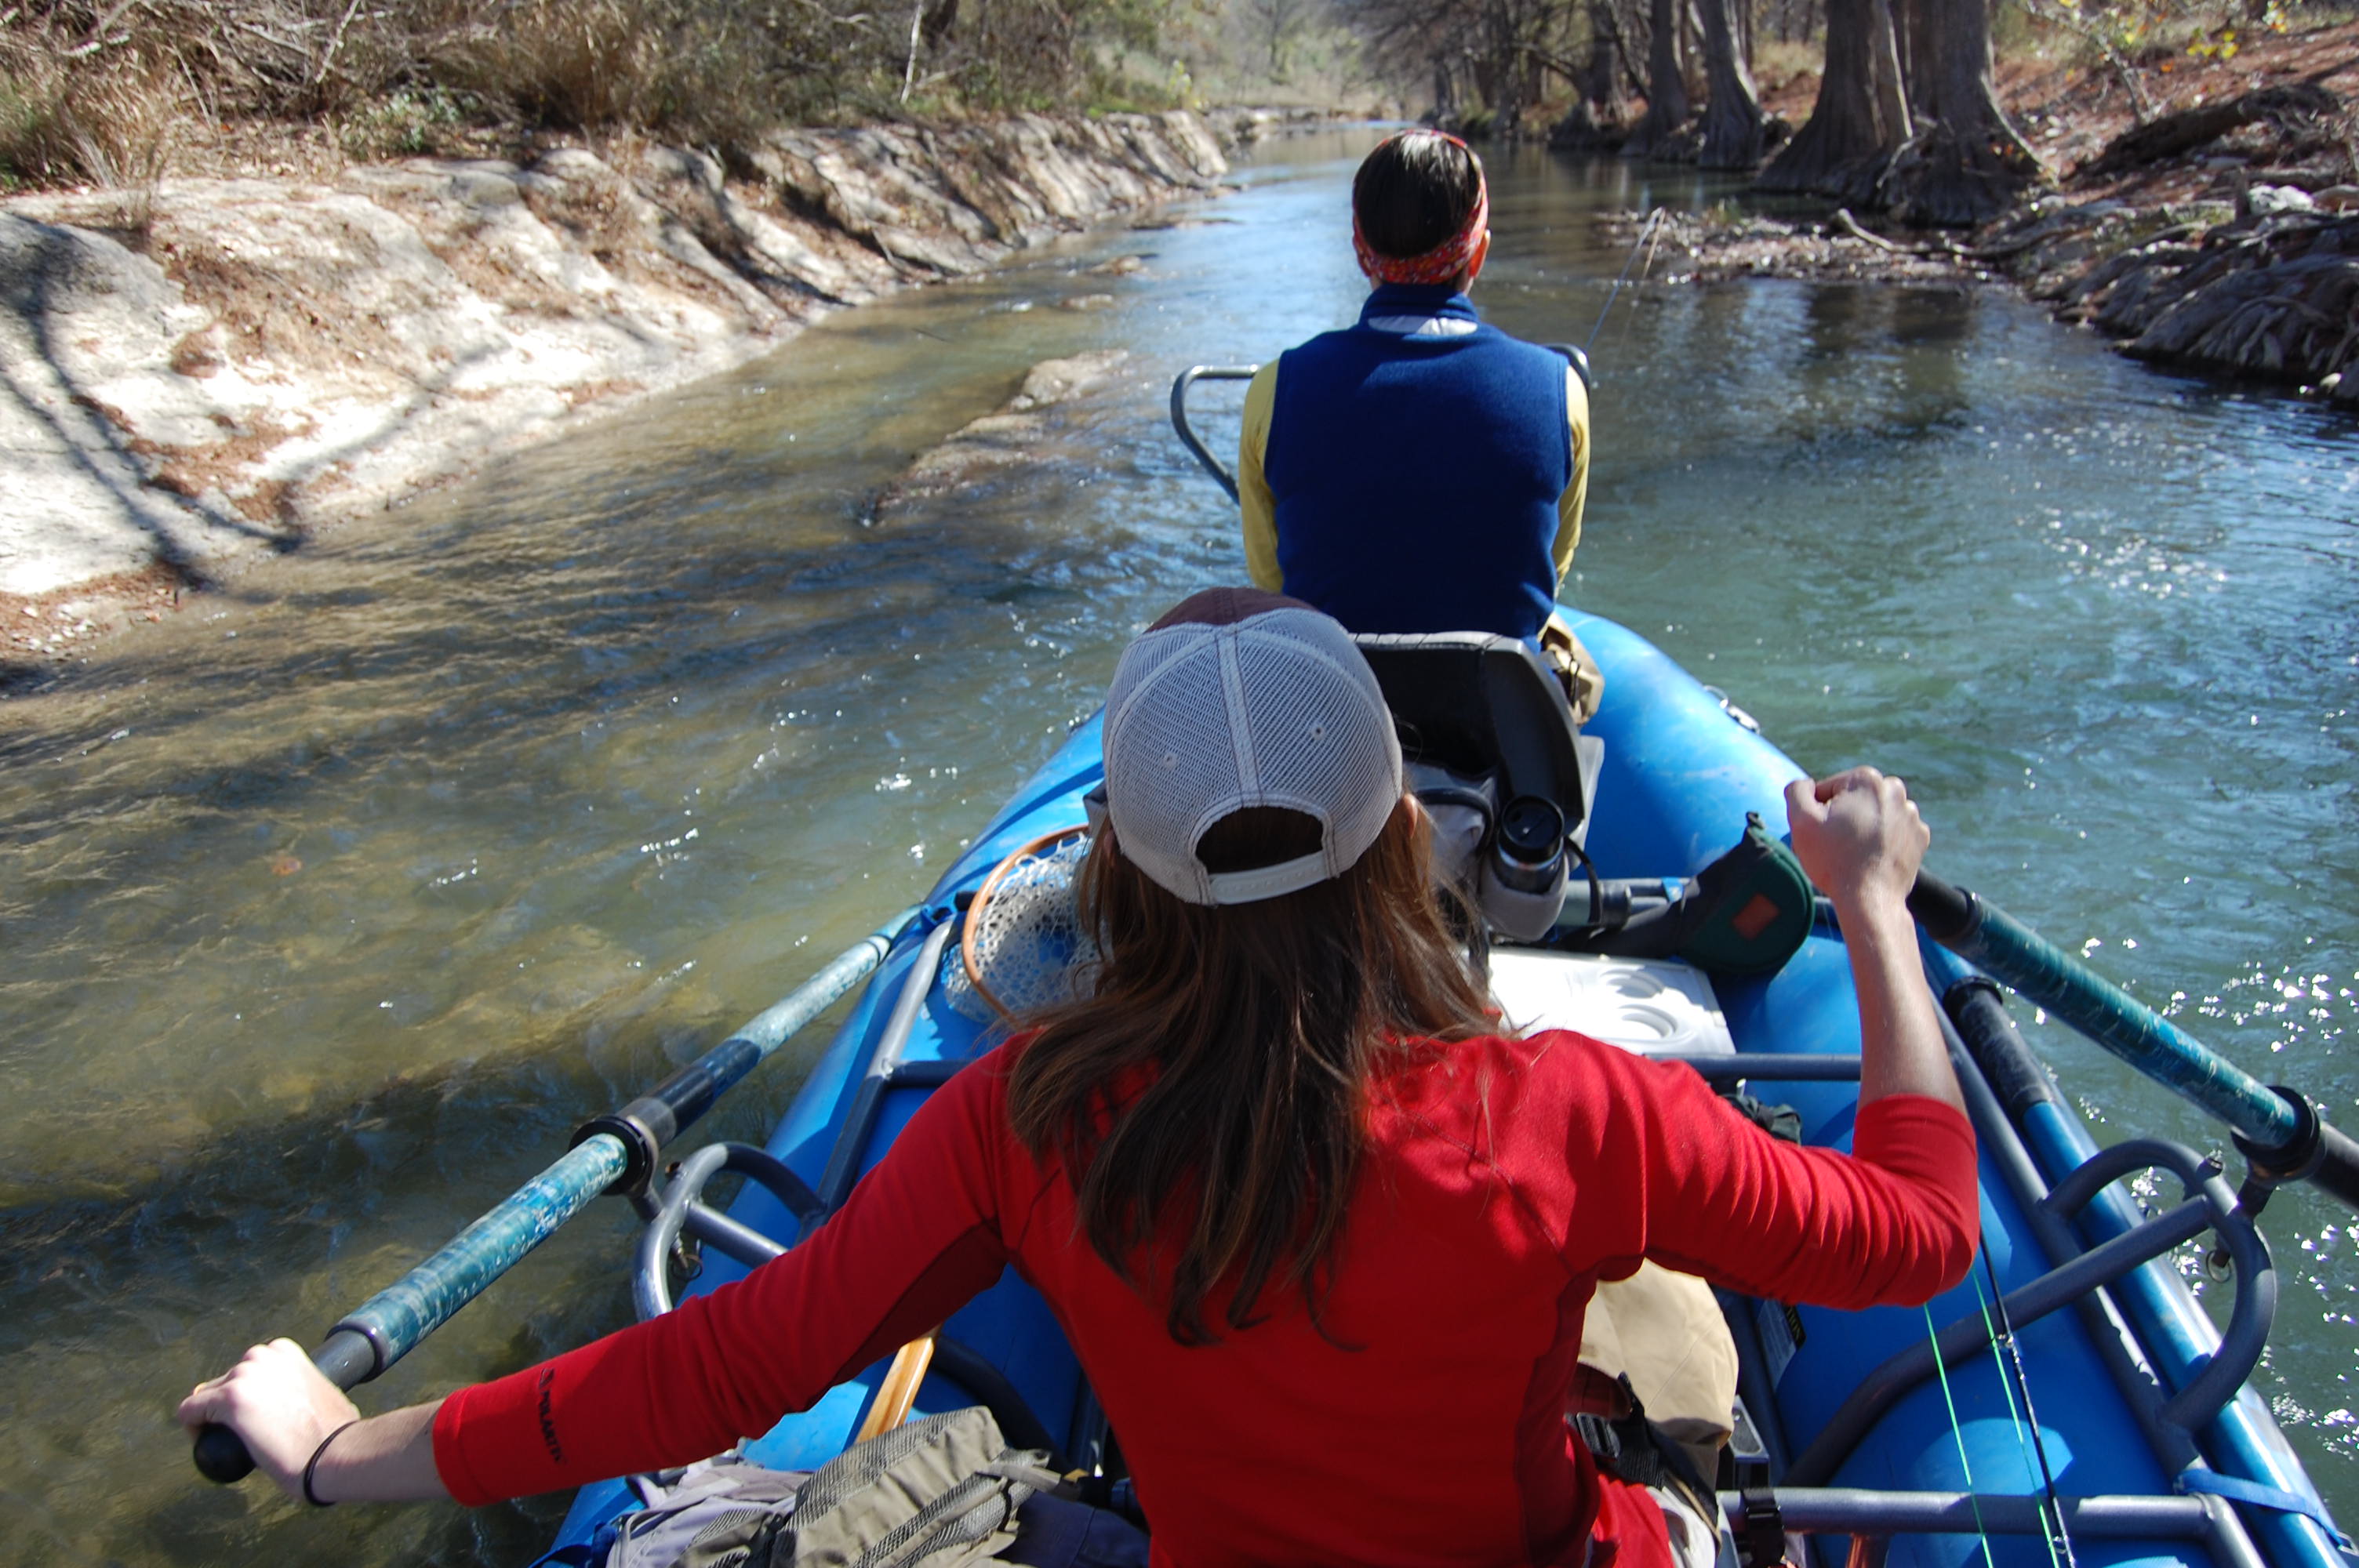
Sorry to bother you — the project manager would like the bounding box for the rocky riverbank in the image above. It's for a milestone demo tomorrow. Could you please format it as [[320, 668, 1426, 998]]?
[[1593, 20, 2359, 410], [0, 111, 1226, 666]]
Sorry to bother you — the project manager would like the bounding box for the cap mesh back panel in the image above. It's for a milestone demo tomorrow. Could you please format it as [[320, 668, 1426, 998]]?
[[1106, 609, 1401, 902]]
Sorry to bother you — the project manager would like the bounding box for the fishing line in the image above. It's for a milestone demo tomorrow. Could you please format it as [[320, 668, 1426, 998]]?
[[1972, 1253, 2077, 1568], [1585, 207, 1669, 354], [1924, 1301, 2001, 1568]]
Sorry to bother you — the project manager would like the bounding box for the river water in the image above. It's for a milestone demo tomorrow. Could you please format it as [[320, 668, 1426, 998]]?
[[2, 131, 2354, 1566]]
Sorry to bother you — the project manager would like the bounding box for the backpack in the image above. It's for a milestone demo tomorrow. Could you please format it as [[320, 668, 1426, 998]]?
[[538, 1407, 1063, 1568]]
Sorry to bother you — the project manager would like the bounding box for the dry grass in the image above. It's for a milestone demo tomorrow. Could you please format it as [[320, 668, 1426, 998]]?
[[0, 0, 1180, 196], [0, 46, 179, 196]]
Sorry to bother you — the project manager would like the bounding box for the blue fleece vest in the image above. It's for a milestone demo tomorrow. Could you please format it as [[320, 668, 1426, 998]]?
[[1263, 286, 1571, 639]]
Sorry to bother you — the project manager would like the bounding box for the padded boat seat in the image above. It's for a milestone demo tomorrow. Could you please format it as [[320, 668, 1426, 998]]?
[[1350, 631, 1601, 846]]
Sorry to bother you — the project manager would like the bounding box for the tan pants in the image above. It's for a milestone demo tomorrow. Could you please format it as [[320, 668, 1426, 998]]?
[[1578, 1261, 1739, 1493]]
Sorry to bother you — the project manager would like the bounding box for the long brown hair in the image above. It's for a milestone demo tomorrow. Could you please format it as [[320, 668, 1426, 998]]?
[[1005, 797, 1494, 1343]]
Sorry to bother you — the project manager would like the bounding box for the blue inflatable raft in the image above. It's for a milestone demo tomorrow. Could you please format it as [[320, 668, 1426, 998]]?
[[529, 606, 2350, 1568]]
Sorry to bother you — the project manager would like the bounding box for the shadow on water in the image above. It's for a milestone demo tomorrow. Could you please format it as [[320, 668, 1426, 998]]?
[[2, 964, 859, 1566], [2, 129, 2357, 1563]]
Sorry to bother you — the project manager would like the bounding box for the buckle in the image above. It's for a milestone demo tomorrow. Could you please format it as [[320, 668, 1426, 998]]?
[[1738, 1485, 1785, 1568]]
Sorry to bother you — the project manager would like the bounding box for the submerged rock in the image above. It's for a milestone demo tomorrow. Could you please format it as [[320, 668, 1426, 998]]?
[[875, 349, 1131, 513]]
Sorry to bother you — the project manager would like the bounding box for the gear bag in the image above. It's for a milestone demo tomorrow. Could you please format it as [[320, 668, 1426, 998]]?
[[539, 1407, 1063, 1568], [1561, 812, 1816, 978]]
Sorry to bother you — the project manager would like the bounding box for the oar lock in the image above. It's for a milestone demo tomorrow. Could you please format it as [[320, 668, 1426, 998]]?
[[572, 1098, 678, 1199], [571, 1041, 760, 1198], [2210, 1086, 2338, 1279]]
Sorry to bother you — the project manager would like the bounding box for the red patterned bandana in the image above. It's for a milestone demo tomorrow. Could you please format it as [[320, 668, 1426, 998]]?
[[1351, 132, 1489, 287]]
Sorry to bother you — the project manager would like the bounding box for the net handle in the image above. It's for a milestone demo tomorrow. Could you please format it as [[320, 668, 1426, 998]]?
[[961, 826, 1092, 1025]]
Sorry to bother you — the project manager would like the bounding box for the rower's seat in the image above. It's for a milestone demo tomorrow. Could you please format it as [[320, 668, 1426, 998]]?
[[1352, 633, 1603, 938]]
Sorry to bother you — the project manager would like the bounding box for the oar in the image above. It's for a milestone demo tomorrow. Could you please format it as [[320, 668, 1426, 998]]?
[[191, 907, 922, 1483], [1906, 871, 2359, 1209]]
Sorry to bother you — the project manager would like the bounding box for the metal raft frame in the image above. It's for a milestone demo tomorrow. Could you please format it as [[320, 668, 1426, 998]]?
[[617, 909, 2347, 1568], [631, 912, 1073, 1467], [1662, 983, 2350, 1568]]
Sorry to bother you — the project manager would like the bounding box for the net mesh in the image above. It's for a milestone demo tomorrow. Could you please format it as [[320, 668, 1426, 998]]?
[[945, 829, 1100, 1025]]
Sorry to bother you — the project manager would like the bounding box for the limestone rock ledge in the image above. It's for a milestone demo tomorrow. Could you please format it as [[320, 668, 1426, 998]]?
[[0, 112, 1226, 607]]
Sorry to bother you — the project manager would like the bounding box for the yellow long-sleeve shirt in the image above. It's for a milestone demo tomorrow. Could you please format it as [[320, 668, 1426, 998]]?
[[1237, 358, 1590, 598]]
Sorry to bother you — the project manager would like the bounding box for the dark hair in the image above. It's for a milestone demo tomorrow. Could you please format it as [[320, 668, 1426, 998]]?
[[1005, 800, 1493, 1345], [1352, 132, 1484, 260]]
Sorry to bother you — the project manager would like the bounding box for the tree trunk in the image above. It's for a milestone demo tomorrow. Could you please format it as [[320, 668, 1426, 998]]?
[[1552, 0, 1634, 147], [1488, 0, 1528, 135], [1697, 0, 1765, 168], [1682, 0, 1703, 101], [1867, 0, 1909, 148], [1896, 0, 1934, 122], [1757, 0, 1907, 198], [1585, 0, 1634, 122], [1627, 0, 1690, 154], [1877, 0, 2047, 224], [1611, 0, 1654, 101]]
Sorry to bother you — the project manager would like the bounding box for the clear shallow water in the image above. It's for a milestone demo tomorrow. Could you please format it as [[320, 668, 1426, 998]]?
[[1, 132, 2354, 1564]]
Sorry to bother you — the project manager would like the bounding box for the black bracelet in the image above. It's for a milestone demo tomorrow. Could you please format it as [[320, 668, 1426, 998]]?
[[303, 1419, 361, 1508]]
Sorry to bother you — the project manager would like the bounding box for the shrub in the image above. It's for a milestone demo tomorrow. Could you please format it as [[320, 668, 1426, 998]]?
[[0, 0, 1197, 191], [0, 47, 180, 195]]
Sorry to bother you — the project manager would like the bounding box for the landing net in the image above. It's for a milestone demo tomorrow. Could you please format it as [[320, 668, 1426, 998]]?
[[946, 827, 1099, 1025]]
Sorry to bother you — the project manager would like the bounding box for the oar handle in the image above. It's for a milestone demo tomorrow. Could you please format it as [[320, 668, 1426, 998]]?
[[192, 1425, 256, 1483], [191, 1327, 379, 1482], [1908, 869, 2359, 1210], [1902, 868, 1977, 946]]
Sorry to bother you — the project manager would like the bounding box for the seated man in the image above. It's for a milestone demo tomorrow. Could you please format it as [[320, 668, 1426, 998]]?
[[1238, 128, 1601, 717]]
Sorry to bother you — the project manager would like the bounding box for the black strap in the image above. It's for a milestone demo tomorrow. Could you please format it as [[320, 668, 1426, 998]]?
[[1571, 1410, 1640, 1479], [1721, 1091, 1803, 1145], [1571, 1376, 1715, 1503], [1739, 1485, 1785, 1568]]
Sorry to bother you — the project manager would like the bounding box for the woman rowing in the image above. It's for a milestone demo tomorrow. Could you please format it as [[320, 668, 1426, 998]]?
[[181, 586, 1976, 1568]]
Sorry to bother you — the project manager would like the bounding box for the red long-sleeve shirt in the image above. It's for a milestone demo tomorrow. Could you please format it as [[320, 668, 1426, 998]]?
[[435, 1032, 1977, 1567]]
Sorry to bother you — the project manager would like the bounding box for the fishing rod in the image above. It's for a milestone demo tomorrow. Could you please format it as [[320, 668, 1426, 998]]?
[[1906, 870, 2359, 1210], [1584, 206, 1668, 354], [191, 906, 922, 1484]]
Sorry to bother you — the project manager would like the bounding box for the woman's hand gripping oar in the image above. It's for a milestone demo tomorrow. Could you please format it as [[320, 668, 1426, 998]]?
[[1787, 768, 1963, 1118], [178, 1341, 445, 1504]]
